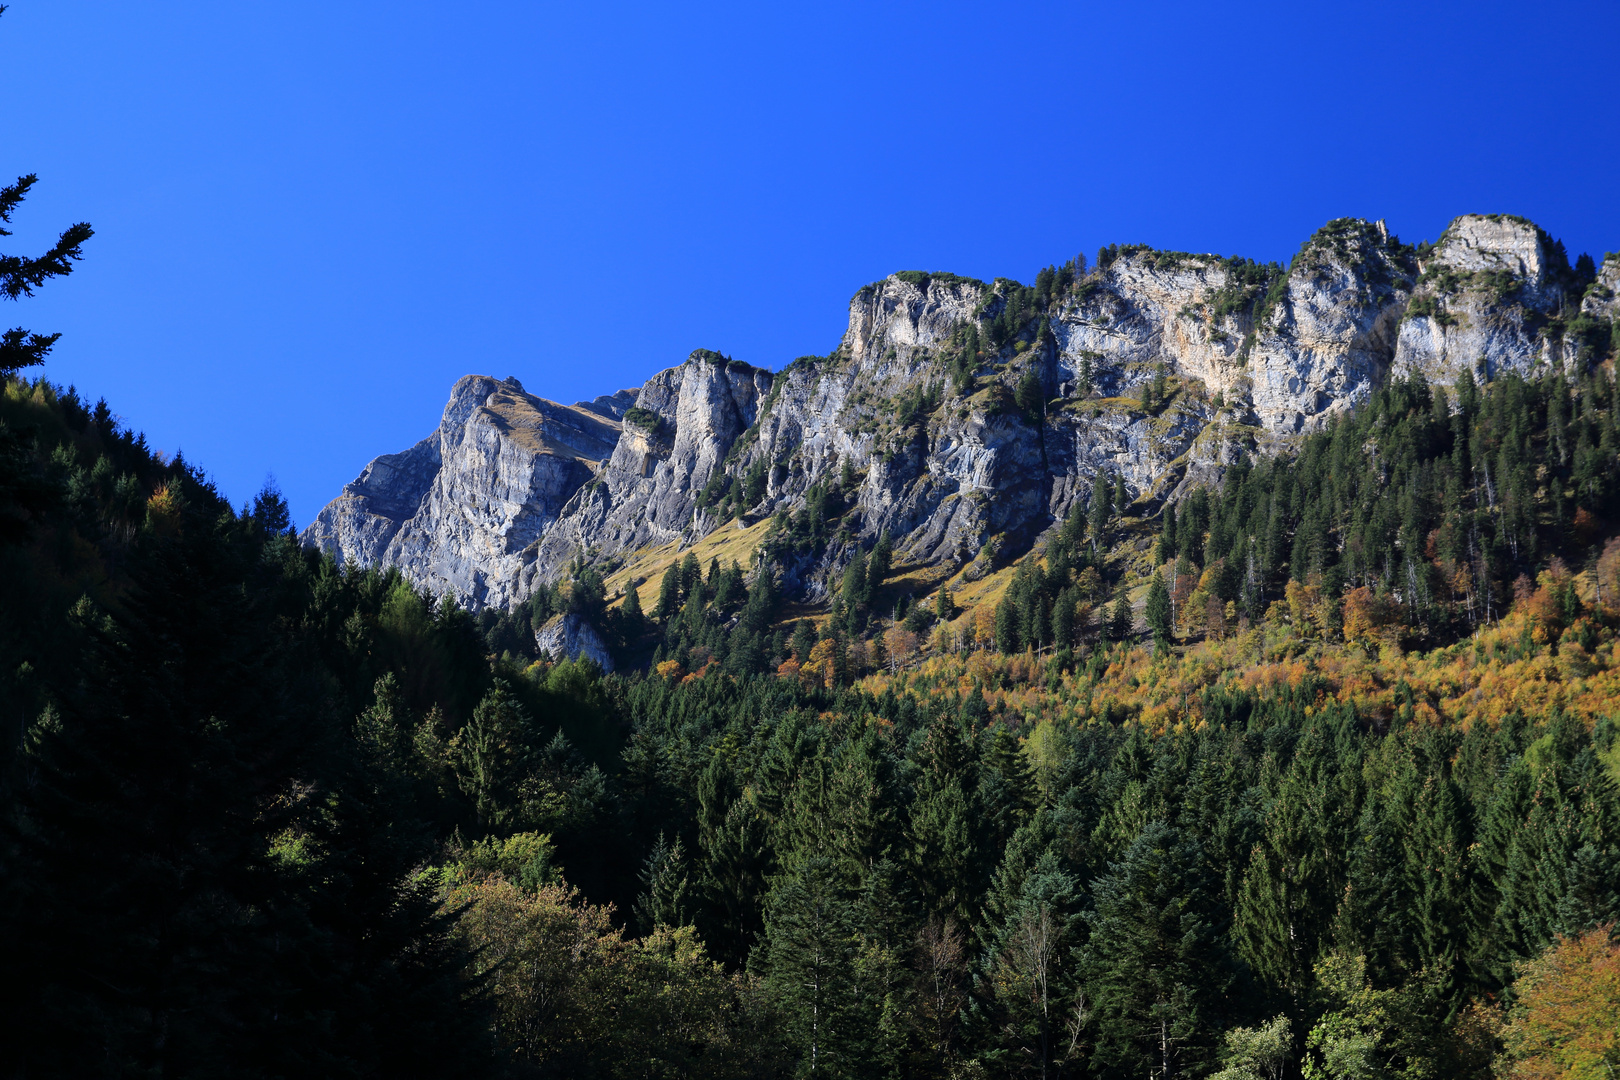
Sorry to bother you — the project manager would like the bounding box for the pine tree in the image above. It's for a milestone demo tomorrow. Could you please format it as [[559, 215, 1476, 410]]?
[[1089, 479, 1113, 550], [655, 563, 681, 620], [1156, 503, 1178, 563], [695, 754, 771, 967], [1015, 366, 1045, 418], [906, 716, 987, 929], [791, 619, 817, 663], [981, 826, 1081, 1078], [635, 832, 692, 932], [1402, 767, 1473, 1015], [1234, 726, 1354, 1004], [1052, 586, 1076, 650], [1110, 586, 1133, 641]]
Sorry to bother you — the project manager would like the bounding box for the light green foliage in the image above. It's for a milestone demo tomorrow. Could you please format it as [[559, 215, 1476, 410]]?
[[1211, 1015, 1293, 1080]]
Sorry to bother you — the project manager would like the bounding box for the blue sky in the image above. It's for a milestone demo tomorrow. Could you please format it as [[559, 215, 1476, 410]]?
[[3, 1, 1616, 525]]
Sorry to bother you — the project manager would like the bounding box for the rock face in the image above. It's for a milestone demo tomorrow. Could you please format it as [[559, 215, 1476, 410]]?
[[305, 212, 1615, 622], [1582, 253, 1620, 322], [1391, 214, 1594, 381], [535, 613, 615, 672], [525, 352, 774, 592], [302, 375, 624, 609]]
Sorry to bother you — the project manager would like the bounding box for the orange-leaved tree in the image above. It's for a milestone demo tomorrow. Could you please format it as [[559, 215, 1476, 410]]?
[[1497, 923, 1619, 1080]]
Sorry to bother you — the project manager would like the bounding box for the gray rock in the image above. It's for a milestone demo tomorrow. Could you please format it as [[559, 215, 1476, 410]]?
[[301, 374, 620, 609], [535, 612, 615, 671], [1393, 214, 1572, 382], [1581, 253, 1620, 321]]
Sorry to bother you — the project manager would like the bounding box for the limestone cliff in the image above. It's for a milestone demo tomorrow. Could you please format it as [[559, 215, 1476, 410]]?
[[302, 375, 628, 609], [1393, 215, 1575, 381], [303, 212, 1615, 637]]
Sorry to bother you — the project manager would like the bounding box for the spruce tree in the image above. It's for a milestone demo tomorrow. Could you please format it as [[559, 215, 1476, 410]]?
[[1078, 820, 1235, 1079], [655, 563, 681, 620], [1110, 586, 1133, 641], [1234, 726, 1354, 1005], [752, 855, 879, 1078], [1146, 569, 1171, 650]]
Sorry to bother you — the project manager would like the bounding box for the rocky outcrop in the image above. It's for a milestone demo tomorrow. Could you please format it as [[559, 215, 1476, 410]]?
[[1245, 219, 1414, 433], [1393, 215, 1577, 381], [535, 612, 615, 671], [1582, 253, 1620, 322], [522, 352, 774, 592], [305, 213, 1614, 613], [302, 375, 622, 609]]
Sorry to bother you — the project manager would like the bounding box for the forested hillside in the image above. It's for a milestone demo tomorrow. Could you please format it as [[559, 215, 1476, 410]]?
[[4, 354, 1619, 1077], [2, 107, 1617, 1075]]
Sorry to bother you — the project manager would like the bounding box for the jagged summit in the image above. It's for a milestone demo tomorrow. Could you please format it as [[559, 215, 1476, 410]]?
[[302, 213, 1614, 621]]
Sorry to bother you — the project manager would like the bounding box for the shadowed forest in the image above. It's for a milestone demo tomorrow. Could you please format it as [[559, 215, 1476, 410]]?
[[3, 359, 1619, 1078]]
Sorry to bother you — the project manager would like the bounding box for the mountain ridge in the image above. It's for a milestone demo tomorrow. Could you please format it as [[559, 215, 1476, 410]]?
[[302, 213, 1617, 635]]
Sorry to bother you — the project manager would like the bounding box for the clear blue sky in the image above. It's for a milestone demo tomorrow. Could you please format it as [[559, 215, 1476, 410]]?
[[3, 1, 1616, 525]]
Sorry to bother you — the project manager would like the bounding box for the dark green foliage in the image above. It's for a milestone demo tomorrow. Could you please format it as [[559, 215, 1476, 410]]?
[[1109, 587, 1133, 642], [993, 505, 1099, 654], [1015, 365, 1045, 418], [895, 378, 944, 428], [1146, 570, 1170, 649], [623, 404, 663, 434], [1126, 367, 1620, 648], [950, 322, 983, 393], [1078, 821, 1237, 1078], [7, 376, 1617, 1079], [0, 173, 93, 375], [0, 402, 492, 1074], [6, 253, 1620, 1076]]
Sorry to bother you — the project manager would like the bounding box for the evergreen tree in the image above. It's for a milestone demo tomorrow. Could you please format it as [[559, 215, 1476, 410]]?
[[1234, 724, 1355, 1006], [636, 831, 692, 932], [0, 172, 94, 375], [655, 562, 682, 620], [752, 855, 880, 1079], [1110, 586, 1133, 642], [1146, 569, 1171, 651], [1015, 366, 1045, 418], [1078, 821, 1235, 1079], [1089, 479, 1113, 550]]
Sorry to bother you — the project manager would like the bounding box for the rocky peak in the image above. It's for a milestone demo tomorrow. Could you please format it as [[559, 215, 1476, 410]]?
[[523, 351, 774, 590], [848, 273, 986, 363], [1431, 214, 1554, 285], [301, 374, 621, 610], [1581, 253, 1620, 321], [1394, 214, 1583, 383], [1245, 218, 1415, 433]]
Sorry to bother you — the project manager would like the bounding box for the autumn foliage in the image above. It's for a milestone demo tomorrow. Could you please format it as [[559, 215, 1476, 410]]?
[[1498, 925, 1620, 1080]]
